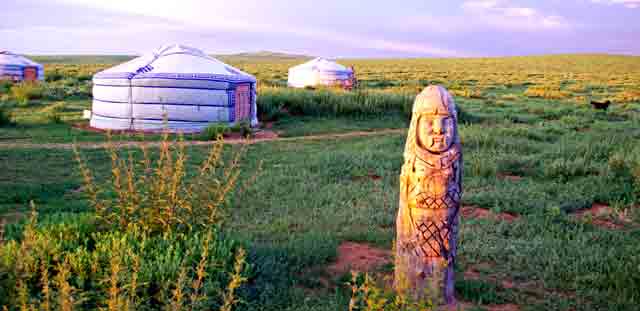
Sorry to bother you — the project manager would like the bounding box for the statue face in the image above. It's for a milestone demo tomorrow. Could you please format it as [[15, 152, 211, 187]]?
[[416, 110, 455, 153]]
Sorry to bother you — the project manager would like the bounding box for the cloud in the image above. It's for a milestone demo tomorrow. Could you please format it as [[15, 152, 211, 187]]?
[[461, 0, 571, 30], [46, 0, 468, 57], [591, 0, 640, 8]]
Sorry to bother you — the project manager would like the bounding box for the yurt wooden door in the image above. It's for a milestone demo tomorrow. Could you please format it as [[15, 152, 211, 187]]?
[[235, 84, 251, 122], [23, 67, 37, 81]]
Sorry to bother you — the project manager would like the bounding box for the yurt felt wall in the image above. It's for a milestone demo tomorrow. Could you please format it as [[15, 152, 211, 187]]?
[[90, 44, 257, 132], [287, 57, 353, 88], [0, 51, 44, 82]]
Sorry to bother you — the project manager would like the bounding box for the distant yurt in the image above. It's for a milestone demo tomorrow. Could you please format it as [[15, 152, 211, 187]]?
[[287, 57, 354, 88], [90, 44, 257, 132], [0, 51, 44, 82]]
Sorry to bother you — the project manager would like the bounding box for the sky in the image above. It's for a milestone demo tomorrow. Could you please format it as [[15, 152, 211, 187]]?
[[1, 0, 639, 58]]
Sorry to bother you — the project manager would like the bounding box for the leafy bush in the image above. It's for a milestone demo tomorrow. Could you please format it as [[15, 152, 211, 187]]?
[[0, 80, 12, 94], [201, 124, 231, 141], [200, 121, 252, 141], [234, 121, 252, 138], [45, 69, 65, 82], [11, 82, 45, 106], [0, 107, 13, 127]]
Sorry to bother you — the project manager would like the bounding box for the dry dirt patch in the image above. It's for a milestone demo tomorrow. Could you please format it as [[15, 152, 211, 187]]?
[[351, 172, 383, 182], [224, 129, 280, 140], [462, 205, 520, 222], [497, 173, 523, 182], [458, 301, 520, 311], [326, 242, 392, 278], [570, 202, 633, 230], [297, 241, 392, 292]]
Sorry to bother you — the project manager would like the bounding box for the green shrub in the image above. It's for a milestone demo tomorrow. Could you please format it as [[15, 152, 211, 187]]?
[[201, 124, 231, 141], [0, 107, 12, 127], [45, 69, 64, 82], [200, 121, 252, 140], [0, 80, 12, 94], [11, 82, 45, 106], [232, 121, 252, 138]]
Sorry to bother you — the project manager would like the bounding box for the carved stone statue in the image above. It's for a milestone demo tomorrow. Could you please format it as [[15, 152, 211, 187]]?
[[394, 85, 462, 306]]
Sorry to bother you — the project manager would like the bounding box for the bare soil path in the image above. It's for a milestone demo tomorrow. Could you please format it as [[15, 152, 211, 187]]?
[[0, 129, 405, 150]]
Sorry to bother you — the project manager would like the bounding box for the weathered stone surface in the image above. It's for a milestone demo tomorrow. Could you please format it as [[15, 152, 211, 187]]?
[[395, 85, 462, 306]]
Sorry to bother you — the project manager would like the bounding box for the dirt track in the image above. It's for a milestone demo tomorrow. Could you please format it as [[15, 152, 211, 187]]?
[[0, 129, 405, 150]]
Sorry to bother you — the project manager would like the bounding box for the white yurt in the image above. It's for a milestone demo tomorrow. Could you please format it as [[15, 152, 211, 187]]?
[[0, 51, 44, 82], [287, 57, 353, 88], [90, 44, 257, 132]]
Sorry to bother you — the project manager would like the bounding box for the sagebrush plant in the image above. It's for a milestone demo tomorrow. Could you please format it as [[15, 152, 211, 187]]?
[[73, 131, 246, 235], [347, 272, 434, 311], [0, 133, 254, 310]]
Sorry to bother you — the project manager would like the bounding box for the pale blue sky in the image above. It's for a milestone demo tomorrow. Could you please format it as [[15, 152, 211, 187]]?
[[1, 0, 639, 57]]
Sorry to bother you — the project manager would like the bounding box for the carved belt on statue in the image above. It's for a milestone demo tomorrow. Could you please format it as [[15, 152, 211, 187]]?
[[416, 190, 460, 210], [403, 192, 460, 259]]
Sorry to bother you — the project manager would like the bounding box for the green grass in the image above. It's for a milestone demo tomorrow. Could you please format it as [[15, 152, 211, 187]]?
[[2, 107, 639, 309], [1, 54, 639, 310]]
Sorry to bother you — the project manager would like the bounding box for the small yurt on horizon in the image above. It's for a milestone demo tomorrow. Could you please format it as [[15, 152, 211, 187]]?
[[90, 44, 257, 132], [287, 57, 353, 88], [0, 51, 44, 82]]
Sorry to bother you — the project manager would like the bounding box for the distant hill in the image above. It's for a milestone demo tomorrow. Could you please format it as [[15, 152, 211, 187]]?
[[216, 51, 312, 62], [29, 51, 311, 65], [30, 55, 135, 65], [27, 53, 637, 66]]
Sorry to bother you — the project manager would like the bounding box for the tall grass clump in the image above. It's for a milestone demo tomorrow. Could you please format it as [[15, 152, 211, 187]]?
[[0, 133, 250, 310], [257, 87, 413, 119]]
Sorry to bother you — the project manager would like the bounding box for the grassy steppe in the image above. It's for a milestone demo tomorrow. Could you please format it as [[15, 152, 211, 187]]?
[[1, 54, 639, 310]]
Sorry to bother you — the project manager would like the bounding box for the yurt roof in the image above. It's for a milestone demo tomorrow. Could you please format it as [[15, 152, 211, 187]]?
[[289, 57, 352, 73], [0, 51, 43, 68], [94, 44, 255, 83]]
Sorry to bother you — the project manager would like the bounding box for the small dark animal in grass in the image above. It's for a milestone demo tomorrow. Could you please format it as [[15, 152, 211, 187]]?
[[590, 100, 611, 110]]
